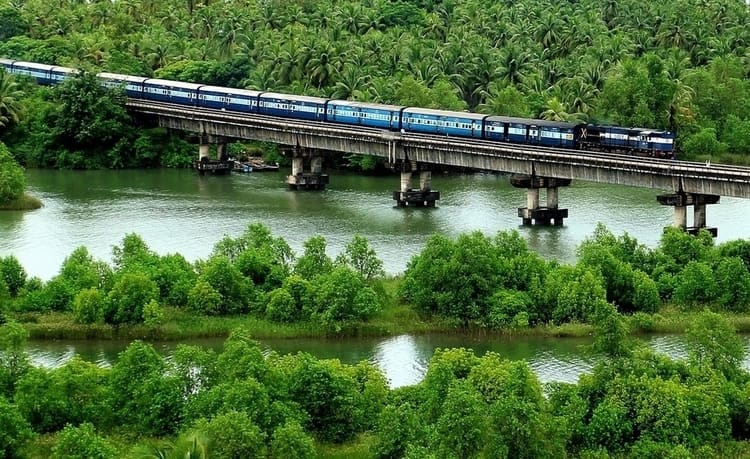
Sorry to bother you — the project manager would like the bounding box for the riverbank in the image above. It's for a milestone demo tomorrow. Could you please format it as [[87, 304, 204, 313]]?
[[13, 299, 750, 342], [0, 193, 41, 210]]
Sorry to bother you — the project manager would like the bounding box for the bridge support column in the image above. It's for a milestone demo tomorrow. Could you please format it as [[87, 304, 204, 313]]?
[[198, 144, 210, 161], [217, 142, 228, 161], [511, 175, 570, 226], [195, 137, 232, 175], [392, 162, 440, 207], [657, 192, 719, 237], [284, 147, 329, 190]]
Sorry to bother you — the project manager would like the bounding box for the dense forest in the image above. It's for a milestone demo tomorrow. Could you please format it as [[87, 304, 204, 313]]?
[[1, 0, 750, 168]]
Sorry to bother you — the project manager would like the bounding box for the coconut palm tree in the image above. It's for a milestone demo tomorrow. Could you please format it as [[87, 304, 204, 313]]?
[[0, 72, 24, 129], [541, 97, 586, 123]]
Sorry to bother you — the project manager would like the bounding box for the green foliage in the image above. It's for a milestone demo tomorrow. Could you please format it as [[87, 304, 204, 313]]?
[[591, 302, 632, 358], [672, 261, 718, 307], [0, 321, 29, 398], [544, 265, 606, 324], [586, 397, 633, 451], [0, 8, 28, 41], [686, 309, 745, 379], [47, 71, 133, 168], [401, 230, 549, 326], [422, 348, 480, 421], [265, 275, 313, 323], [0, 255, 25, 297], [335, 235, 385, 280], [270, 421, 315, 459], [310, 266, 381, 330], [658, 227, 714, 268], [193, 410, 267, 459], [714, 257, 750, 311], [72, 288, 106, 324], [112, 233, 156, 271], [170, 344, 217, 401], [214, 223, 293, 293], [486, 289, 532, 329], [142, 299, 165, 326], [0, 395, 33, 458], [58, 247, 112, 293], [214, 329, 268, 383], [0, 142, 25, 203], [682, 127, 727, 158], [50, 423, 116, 459], [265, 288, 297, 323], [287, 354, 364, 442], [110, 341, 183, 436], [0, 72, 24, 130], [14, 367, 67, 432], [722, 116, 750, 155], [374, 403, 425, 459], [187, 280, 222, 315], [295, 235, 334, 280], [150, 253, 196, 306], [577, 225, 660, 313], [197, 255, 253, 314], [184, 378, 272, 430], [345, 153, 383, 172], [433, 380, 487, 459], [105, 272, 159, 324]]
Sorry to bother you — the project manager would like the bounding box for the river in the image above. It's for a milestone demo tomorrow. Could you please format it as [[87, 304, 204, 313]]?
[[23, 333, 750, 388], [3, 168, 750, 386], [2, 168, 749, 281]]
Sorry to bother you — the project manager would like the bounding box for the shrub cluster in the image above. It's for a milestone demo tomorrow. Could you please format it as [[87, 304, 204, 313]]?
[[3, 223, 384, 331]]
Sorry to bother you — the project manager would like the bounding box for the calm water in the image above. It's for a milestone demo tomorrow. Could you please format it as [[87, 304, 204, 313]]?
[[4, 168, 750, 387], [24, 334, 750, 388], [2, 169, 750, 281]]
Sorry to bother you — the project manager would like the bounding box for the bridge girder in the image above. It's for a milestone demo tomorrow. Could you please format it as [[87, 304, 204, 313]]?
[[128, 101, 750, 199]]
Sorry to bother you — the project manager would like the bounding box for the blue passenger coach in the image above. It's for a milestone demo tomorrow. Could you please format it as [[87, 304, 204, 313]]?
[[327, 100, 404, 130], [98, 72, 148, 97], [402, 108, 487, 138], [197, 86, 261, 113], [258, 93, 327, 121], [0, 60, 77, 85], [142, 79, 200, 104]]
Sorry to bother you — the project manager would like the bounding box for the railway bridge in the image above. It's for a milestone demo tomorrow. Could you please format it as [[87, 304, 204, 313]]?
[[127, 100, 750, 236]]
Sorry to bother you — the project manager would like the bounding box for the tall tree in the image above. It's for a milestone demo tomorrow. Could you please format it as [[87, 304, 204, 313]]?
[[0, 71, 24, 129]]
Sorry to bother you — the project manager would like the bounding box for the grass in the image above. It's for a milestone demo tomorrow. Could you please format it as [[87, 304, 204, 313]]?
[[316, 433, 377, 459], [0, 193, 42, 210], [627, 305, 750, 335]]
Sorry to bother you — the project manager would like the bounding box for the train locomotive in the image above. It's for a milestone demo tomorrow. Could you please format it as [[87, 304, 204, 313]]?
[[0, 59, 676, 158]]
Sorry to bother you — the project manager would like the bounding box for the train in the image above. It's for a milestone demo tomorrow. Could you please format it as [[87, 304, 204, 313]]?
[[0, 59, 676, 158]]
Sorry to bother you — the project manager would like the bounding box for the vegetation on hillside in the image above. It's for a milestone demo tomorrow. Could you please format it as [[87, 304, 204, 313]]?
[[0, 0, 749, 167]]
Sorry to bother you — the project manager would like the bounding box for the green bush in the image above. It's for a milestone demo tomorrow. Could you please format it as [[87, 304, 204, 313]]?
[[50, 423, 116, 459], [72, 288, 106, 324]]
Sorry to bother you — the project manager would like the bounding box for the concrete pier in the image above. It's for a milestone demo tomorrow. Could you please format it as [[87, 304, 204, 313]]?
[[194, 138, 232, 175], [285, 147, 329, 190], [511, 175, 570, 226], [393, 162, 440, 207], [657, 192, 720, 237]]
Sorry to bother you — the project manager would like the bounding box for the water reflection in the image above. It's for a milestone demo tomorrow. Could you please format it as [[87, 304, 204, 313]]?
[[27, 333, 750, 388], [371, 335, 430, 388]]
